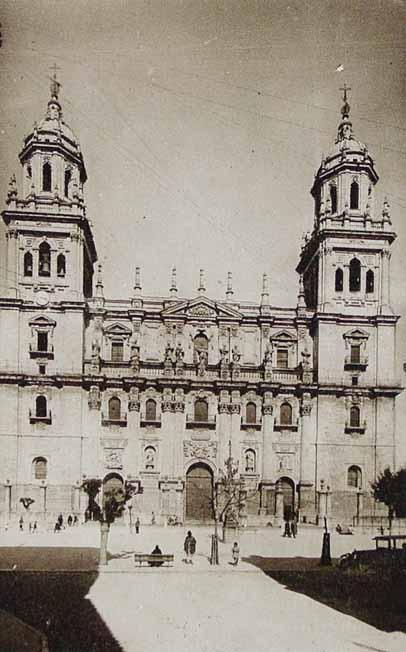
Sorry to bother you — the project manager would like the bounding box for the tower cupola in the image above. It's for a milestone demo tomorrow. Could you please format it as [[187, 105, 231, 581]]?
[[311, 85, 379, 230]]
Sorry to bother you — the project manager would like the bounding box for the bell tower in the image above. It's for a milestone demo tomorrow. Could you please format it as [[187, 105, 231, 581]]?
[[297, 85, 396, 316], [2, 73, 97, 303]]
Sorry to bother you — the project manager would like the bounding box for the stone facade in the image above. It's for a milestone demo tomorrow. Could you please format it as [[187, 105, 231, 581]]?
[[0, 80, 401, 525]]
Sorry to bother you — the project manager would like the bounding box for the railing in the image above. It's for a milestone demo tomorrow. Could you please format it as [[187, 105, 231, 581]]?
[[186, 414, 216, 429], [140, 413, 162, 428], [241, 417, 262, 430], [84, 360, 311, 385], [345, 420, 366, 434], [274, 418, 299, 432], [29, 344, 54, 359], [344, 355, 368, 370], [101, 412, 128, 427], [29, 409, 52, 425]]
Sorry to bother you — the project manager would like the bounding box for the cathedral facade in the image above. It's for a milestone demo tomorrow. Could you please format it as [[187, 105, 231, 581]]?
[[0, 80, 402, 525]]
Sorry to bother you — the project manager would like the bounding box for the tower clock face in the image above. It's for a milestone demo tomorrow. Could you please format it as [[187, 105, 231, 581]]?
[[35, 290, 49, 306]]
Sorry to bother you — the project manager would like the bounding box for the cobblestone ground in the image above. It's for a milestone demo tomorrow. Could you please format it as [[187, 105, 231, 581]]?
[[1, 523, 405, 651]]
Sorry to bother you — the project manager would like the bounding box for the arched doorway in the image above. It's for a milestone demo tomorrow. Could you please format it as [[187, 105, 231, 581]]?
[[278, 477, 295, 521], [103, 473, 124, 517], [185, 463, 213, 521]]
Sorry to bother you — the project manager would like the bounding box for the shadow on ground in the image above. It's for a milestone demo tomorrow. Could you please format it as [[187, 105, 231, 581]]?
[[245, 555, 406, 634], [0, 547, 123, 652]]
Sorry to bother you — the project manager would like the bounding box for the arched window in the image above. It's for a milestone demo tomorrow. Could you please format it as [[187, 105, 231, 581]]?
[[335, 268, 343, 292], [42, 161, 52, 192], [33, 457, 47, 480], [108, 396, 121, 420], [35, 395, 47, 418], [24, 251, 33, 277], [194, 334, 208, 363], [195, 399, 208, 422], [349, 258, 361, 292], [38, 242, 51, 277], [350, 180, 359, 210], [57, 254, 66, 277], [145, 398, 157, 422], [350, 406, 360, 428], [64, 169, 72, 197], [244, 449, 256, 473], [366, 269, 374, 294], [347, 465, 362, 488], [280, 402, 292, 425], [246, 402, 257, 424], [330, 184, 337, 213]]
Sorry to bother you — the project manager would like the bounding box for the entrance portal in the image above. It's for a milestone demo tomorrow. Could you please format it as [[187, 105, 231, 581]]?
[[185, 463, 213, 521], [278, 477, 295, 521]]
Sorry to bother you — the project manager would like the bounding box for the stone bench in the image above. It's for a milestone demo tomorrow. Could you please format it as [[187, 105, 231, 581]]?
[[134, 554, 174, 567]]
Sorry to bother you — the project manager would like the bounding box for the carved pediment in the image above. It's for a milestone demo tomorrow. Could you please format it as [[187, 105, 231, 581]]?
[[343, 328, 369, 340], [103, 322, 132, 337], [161, 296, 241, 321], [29, 315, 56, 328], [271, 329, 297, 341]]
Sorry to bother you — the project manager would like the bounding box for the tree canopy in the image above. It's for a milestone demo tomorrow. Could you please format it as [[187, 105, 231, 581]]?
[[371, 467, 406, 518]]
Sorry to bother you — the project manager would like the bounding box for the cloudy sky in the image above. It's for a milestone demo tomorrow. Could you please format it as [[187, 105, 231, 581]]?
[[0, 1, 405, 318]]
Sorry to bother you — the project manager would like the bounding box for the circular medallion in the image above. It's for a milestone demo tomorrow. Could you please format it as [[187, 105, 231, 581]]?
[[35, 290, 49, 307]]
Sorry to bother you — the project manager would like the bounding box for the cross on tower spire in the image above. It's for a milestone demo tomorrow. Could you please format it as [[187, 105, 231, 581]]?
[[339, 83, 351, 119], [49, 64, 61, 100]]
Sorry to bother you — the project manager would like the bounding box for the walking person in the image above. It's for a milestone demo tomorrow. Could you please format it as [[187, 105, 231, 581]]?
[[135, 517, 140, 534], [184, 530, 196, 564], [19, 516, 24, 532], [33, 521, 37, 533], [67, 514, 73, 527], [231, 541, 240, 566], [151, 511, 156, 525], [291, 516, 297, 539], [282, 519, 291, 538]]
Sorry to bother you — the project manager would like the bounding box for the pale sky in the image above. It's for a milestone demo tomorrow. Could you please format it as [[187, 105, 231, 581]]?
[[0, 0, 405, 318]]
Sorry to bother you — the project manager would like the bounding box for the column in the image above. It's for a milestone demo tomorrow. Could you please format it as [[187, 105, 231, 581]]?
[[6, 230, 19, 298], [173, 390, 186, 478], [3, 481, 12, 524], [298, 393, 316, 521], [217, 391, 231, 468], [380, 248, 391, 312], [275, 482, 284, 525], [262, 393, 274, 477], [229, 391, 241, 463]]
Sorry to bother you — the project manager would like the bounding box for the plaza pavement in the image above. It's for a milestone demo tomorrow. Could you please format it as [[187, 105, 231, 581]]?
[[1, 523, 406, 651]]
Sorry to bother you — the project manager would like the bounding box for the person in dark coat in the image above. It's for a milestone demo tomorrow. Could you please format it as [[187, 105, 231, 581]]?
[[135, 517, 140, 534], [184, 530, 196, 564], [283, 520, 292, 538], [149, 545, 163, 567]]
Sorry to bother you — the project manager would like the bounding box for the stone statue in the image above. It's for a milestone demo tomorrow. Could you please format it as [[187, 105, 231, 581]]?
[[232, 346, 241, 364], [198, 350, 207, 376], [175, 343, 184, 364], [145, 448, 155, 470], [130, 345, 140, 373], [245, 450, 255, 473]]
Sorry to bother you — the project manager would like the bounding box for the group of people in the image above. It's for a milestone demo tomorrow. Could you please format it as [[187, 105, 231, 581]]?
[[147, 531, 240, 567], [54, 513, 79, 532], [282, 516, 298, 539], [18, 516, 38, 533]]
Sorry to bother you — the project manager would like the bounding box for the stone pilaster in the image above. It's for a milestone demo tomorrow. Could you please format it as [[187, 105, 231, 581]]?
[[298, 392, 316, 520], [229, 390, 241, 462], [262, 392, 274, 481]]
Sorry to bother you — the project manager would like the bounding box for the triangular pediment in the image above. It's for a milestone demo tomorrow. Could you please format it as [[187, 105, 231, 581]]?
[[343, 328, 369, 340], [271, 329, 296, 341], [161, 296, 241, 320], [29, 315, 56, 327], [103, 322, 132, 336]]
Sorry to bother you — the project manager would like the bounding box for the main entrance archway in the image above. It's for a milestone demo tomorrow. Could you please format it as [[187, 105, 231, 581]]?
[[185, 463, 213, 521], [278, 477, 295, 521]]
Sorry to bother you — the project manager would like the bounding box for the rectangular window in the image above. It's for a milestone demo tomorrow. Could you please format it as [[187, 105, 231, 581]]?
[[111, 341, 124, 362], [276, 349, 289, 369], [37, 332, 48, 352], [350, 345, 361, 364]]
